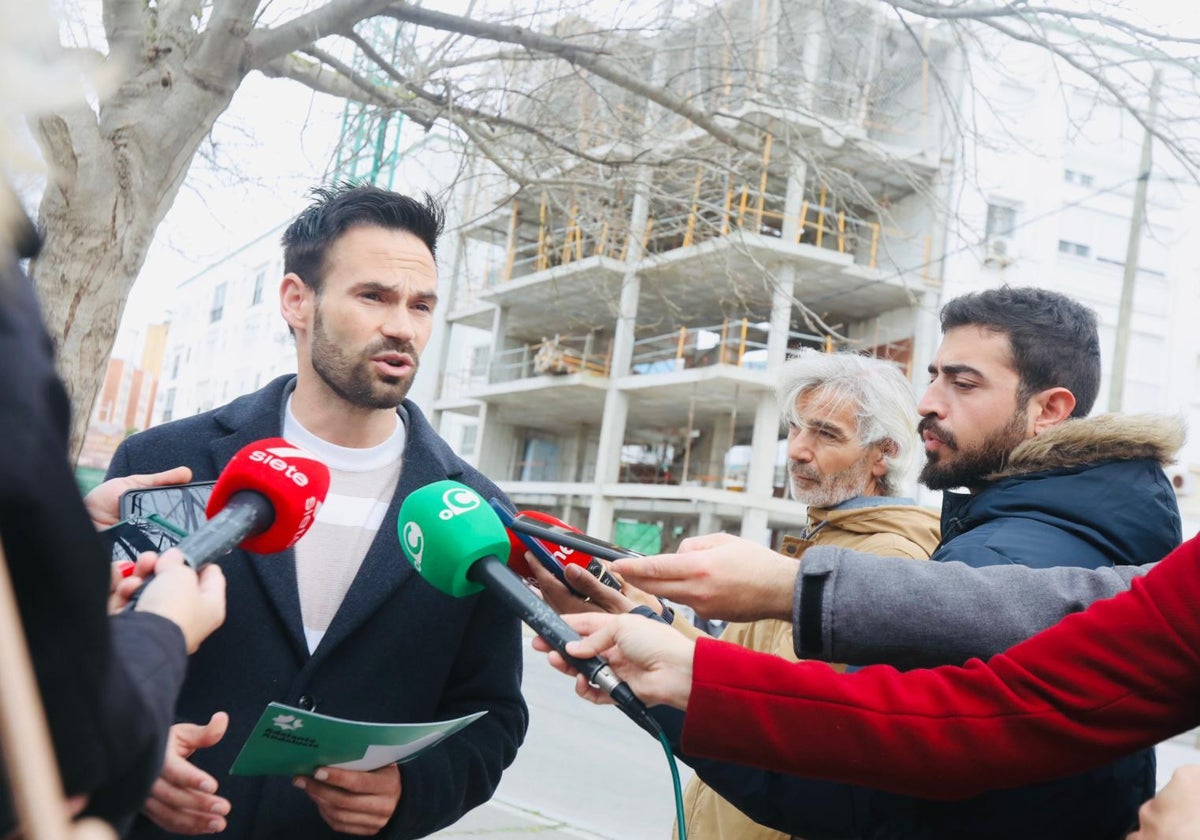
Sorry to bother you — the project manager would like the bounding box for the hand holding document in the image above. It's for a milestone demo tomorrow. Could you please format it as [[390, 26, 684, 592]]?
[[230, 702, 485, 776]]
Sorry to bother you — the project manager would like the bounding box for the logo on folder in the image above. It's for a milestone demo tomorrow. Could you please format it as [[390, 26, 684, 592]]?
[[271, 714, 303, 732]]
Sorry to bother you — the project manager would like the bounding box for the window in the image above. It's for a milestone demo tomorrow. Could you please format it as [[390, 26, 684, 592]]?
[[162, 388, 176, 423], [1058, 240, 1091, 258], [251, 270, 265, 306], [210, 283, 227, 323], [985, 203, 1017, 238], [171, 354, 181, 379], [469, 345, 490, 377], [1064, 169, 1094, 188], [461, 424, 478, 456]]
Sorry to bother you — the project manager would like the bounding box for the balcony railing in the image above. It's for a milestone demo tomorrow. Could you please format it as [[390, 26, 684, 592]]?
[[488, 335, 612, 385], [506, 454, 789, 493], [631, 323, 827, 375]]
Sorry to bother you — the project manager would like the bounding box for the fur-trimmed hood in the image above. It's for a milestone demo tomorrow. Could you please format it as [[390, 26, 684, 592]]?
[[934, 411, 1184, 574], [985, 413, 1185, 483]]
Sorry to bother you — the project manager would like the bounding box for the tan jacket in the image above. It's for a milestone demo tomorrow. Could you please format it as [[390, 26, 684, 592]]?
[[678, 500, 940, 840]]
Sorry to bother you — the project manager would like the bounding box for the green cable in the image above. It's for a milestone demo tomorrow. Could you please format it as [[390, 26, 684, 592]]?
[[145, 513, 188, 538], [657, 727, 687, 840]]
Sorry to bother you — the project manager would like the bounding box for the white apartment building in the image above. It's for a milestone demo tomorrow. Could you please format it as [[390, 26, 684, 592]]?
[[151, 226, 297, 425]]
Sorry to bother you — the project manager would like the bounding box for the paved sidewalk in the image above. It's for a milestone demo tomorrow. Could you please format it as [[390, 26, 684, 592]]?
[[430, 797, 613, 838]]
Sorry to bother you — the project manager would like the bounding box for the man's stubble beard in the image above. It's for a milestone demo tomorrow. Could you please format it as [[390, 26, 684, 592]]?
[[789, 449, 877, 509], [310, 306, 419, 410], [918, 408, 1028, 491]]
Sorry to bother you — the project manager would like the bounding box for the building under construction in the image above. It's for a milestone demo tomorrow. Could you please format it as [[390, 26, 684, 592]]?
[[431, 0, 958, 548]]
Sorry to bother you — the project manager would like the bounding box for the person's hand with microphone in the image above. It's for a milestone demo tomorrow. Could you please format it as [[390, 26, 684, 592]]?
[[126, 549, 226, 653], [83, 465, 194, 530], [612, 533, 799, 623], [535, 611, 697, 711], [528, 552, 642, 615], [133, 439, 329, 835], [398, 481, 660, 737]]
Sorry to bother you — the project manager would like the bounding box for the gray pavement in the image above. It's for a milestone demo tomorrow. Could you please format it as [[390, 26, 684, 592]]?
[[432, 636, 690, 838]]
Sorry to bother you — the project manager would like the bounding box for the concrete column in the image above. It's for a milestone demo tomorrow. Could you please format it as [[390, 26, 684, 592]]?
[[740, 390, 783, 537], [587, 177, 652, 540], [691, 414, 733, 486], [767, 265, 796, 365], [781, 160, 808, 244], [800, 7, 827, 112], [470, 304, 512, 480]]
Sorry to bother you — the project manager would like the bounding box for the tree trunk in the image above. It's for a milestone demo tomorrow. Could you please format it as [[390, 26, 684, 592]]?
[[31, 33, 247, 464]]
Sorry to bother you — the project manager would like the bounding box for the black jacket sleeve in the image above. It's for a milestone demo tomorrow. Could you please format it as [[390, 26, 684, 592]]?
[[0, 252, 188, 834]]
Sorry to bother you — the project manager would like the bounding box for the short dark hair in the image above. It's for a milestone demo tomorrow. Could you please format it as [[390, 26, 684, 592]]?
[[940, 287, 1100, 418], [281, 182, 445, 293]]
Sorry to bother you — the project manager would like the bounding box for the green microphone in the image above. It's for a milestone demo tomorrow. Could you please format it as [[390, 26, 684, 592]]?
[[397, 480, 510, 597], [398, 481, 660, 737]]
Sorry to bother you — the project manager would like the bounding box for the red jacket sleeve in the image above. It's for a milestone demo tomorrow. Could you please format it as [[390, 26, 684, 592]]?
[[681, 535, 1200, 800]]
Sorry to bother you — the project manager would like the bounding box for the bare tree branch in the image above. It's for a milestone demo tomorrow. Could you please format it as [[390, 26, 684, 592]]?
[[101, 0, 143, 74], [245, 0, 395, 67], [380, 2, 766, 155], [257, 51, 432, 128]]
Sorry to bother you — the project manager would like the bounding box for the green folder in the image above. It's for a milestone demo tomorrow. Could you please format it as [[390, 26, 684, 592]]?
[[229, 701, 486, 776]]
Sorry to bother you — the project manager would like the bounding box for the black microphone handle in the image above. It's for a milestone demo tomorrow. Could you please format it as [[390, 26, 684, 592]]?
[[126, 489, 274, 610], [175, 489, 274, 569], [467, 555, 659, 737], [506, 520, 643, 562]]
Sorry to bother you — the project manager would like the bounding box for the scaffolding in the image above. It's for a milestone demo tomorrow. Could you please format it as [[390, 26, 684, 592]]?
[[328, 19, 407, 187]]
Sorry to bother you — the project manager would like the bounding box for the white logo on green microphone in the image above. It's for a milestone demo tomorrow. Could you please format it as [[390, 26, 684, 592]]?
[[403, 521, 425, 569], [439, 487, 481, 520]]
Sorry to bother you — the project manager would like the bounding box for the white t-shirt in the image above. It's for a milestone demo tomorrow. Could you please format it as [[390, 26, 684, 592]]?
[[283, 400, 406, 652]]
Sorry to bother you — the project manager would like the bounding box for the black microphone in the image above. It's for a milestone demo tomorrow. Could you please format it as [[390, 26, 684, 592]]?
[[507, 513, 644, 562], [397, 481, 661, 737]]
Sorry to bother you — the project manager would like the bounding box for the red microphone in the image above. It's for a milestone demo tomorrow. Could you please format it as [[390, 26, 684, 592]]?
[[177, 438, 329, 566], [126, 439, 329, 609], [505, 510, 622, 591]]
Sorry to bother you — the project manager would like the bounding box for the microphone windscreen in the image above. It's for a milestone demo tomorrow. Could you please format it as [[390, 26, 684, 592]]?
[[398, 480, 511, 597], [206, 438, 330, 553], [509, 510, 598, 573], [504, 532, 535, 579]]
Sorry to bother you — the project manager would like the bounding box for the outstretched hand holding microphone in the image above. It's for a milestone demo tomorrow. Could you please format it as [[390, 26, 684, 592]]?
[[397, 482, 698, 839], [396, 481, 661, 737]]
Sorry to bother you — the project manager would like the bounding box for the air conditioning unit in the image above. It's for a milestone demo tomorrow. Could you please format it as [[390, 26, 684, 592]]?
[[984, 236, 1015, 267], [1166, 465, 1195, 496]]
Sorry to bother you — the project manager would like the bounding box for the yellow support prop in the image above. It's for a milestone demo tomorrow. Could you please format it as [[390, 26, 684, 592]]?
[[683, 166, 704, 248], [816, 183, 827, 249], [537, 193, 549, 272], [503, 203, 518, 283], [755, 134, 773, 232], [722, 182, 734, 235], [595, 222, 609, 257]]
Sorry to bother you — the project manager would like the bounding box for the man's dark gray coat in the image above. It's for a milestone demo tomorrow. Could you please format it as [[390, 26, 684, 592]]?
[[108, 375, 528, 839]]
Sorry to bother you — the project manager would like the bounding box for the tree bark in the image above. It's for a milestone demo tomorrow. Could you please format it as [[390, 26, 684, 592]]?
[[31, 16, 247, 461]]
